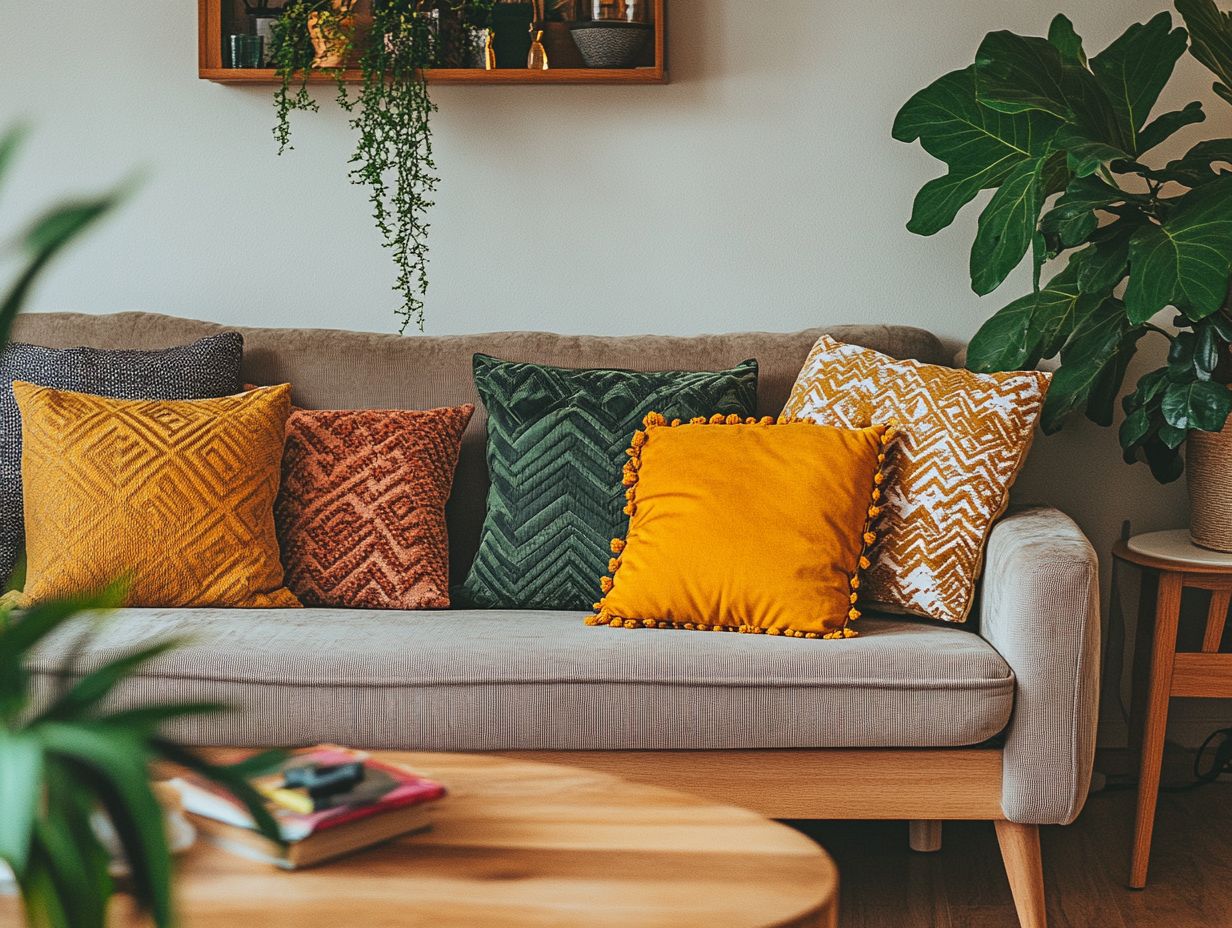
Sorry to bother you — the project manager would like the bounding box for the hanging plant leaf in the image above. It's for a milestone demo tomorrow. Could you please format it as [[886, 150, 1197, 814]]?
[[1124, 174, 1232, 323]]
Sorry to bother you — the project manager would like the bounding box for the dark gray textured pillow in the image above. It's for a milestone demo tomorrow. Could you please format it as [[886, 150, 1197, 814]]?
[[0, 332, 244, 582]]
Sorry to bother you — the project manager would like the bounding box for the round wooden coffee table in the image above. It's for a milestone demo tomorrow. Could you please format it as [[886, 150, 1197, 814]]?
[[111, 752, 838, 927]]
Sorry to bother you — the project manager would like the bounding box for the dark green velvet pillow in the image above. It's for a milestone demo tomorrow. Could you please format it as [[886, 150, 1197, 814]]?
[[461, 354, 759, 610]]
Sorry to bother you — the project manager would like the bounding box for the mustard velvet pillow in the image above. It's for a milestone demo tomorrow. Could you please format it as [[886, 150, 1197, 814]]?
[[589, 413, 889, 639], [9, 382, 300, 608]]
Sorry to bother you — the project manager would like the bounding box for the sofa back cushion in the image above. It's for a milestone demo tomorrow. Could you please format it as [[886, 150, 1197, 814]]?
[[10, 313, 947, 585]]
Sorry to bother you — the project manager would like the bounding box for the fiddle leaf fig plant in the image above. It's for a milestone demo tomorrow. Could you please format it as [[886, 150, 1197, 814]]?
[[895, 0, 1232, 482]]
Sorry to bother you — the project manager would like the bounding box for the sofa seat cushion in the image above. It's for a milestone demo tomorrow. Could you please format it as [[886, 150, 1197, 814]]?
[[29, 610, 1014, 751]]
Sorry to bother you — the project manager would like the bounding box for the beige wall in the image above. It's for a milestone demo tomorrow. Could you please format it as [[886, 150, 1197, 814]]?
[[4, 1, 1228, 742]]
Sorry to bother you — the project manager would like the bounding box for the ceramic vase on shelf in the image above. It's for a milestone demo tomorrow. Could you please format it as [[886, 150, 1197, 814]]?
[[1187, 425, 1232, 551], [308, 0, 356, 68]]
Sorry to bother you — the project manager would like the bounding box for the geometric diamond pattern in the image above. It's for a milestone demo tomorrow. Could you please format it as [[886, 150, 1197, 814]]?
[[782, 335, 1050, 623], [12, 382, 299, 608], [460, 355, 759, 610], [275, 404, 474, 609], [0, 333, 243, 585]]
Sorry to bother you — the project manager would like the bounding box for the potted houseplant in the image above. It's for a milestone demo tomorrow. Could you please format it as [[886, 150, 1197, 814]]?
[[895, 0, 1232, 549], [271, 0, 494, 332], [0, 126, 283, 927]]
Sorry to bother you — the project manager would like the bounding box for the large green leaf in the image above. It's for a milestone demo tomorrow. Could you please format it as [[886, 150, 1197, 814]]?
[[0, 124, 27, 204], [1137, 101, 1206, 154], [38, 724, 173, 927], [0, 195, 121, 353], [1177, 0, 1232, 106], [967, 264, 1094, 372], [975, 31, 1128, 151], [152, 739, 286, 846], [1042, 297, 1138, 432], [1086, 327, 1148, 425], [1089, 12, 1188, 153], [19, 851, 70, 928], [1039, 200, 1097, 249], [1162, 138, 1232, 187], [0, 730, 42, 875], [971, 156, 1046, 294], [1047, 14, 1086, 67], [1053, 123, 1133, 178], [1070, 218, 1141, 293], [975, 31, 1073, 119], [893, 67, 1060, 235], [1039, 174, 1127, 254], [0, 582, 126, 723], [1124, 174, 1232, 322], [31, 802, 109, 928], [1161, 379, 1232, 430], [40, 764, 112, 928]]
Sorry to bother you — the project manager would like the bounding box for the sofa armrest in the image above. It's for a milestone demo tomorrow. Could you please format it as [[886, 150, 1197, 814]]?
[[978, 506, 1100, 825]]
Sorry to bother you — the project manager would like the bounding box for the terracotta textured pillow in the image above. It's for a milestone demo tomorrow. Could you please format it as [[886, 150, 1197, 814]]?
[[9, 382, 298, 608], [589, 413, 889, 639], [275, 405, 474, 609], [782, 335, 1050, 623]]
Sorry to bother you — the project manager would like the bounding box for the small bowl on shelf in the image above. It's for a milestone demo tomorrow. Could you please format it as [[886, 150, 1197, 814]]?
[[570, 21, 652, 68]]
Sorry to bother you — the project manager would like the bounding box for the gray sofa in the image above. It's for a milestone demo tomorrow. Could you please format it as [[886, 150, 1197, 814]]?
[[22, 312, 1099, 928]]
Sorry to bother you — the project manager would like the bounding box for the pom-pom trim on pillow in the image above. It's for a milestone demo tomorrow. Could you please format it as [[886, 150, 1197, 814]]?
[[585, 411, 895, 639]]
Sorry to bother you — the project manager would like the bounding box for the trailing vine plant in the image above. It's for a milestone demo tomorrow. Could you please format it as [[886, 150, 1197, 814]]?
[[270, 0, 353, 154], [270, 0, 495, 331], [350, 2, 439, 331]]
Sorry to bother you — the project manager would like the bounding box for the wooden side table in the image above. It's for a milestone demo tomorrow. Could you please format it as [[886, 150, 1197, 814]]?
[[1114, 529, 1232, 889]]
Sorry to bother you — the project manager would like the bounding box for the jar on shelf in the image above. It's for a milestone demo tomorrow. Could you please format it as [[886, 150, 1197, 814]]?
[[589, 1, 650, 24]]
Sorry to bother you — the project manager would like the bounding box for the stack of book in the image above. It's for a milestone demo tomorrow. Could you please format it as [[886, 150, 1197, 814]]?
[[170, 745, 446, 869]]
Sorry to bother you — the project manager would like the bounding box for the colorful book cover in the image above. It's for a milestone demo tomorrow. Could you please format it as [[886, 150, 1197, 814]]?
[[171, 745, 446, 842]]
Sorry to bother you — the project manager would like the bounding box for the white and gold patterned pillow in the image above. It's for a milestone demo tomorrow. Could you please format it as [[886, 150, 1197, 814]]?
[[782, 335, 1049, 623]]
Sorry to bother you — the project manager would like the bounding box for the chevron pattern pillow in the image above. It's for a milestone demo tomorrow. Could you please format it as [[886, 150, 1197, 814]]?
[[461, 355, 759, 610], [0, 333, 243, 585], [782, 335, 1050, 623]]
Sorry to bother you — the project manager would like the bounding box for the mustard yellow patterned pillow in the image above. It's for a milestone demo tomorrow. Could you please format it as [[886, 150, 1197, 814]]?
[[782, 335, 1049, 623]]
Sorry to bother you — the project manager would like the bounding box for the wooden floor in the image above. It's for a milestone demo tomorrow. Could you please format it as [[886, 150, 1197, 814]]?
[[788, 784, 1232, 928]]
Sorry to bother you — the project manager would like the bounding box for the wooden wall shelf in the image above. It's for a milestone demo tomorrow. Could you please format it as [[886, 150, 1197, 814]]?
[[198, 1, 667, 85]]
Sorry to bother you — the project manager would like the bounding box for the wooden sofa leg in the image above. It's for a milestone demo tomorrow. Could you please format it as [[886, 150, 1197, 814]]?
[[908, 820, 942, 852], [995, 820, 1046, 928]]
